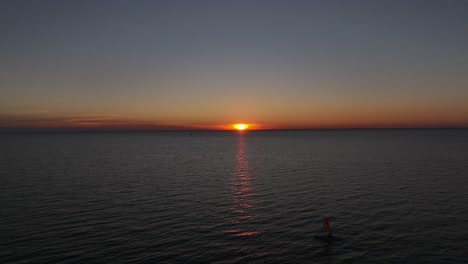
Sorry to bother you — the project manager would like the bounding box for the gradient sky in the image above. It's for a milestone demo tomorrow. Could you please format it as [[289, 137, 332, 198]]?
[[1, 0, 468, 131]]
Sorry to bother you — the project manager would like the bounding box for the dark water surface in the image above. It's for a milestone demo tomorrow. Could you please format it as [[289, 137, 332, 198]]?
[[1, 129, 468, 263]]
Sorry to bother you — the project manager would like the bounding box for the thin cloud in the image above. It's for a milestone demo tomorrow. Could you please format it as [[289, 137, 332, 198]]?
[[0, 111, 207, 132], [64, 114, 121, 118], [0, 110, 49, 115]]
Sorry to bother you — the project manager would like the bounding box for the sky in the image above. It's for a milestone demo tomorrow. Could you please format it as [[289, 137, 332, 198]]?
[[1, 0, 468, 131]]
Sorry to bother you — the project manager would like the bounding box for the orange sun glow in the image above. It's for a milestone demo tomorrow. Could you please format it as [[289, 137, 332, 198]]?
[[233, 124, 249, 130]]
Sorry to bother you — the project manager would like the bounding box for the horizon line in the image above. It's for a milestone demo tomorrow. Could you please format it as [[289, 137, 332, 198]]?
[[1, 126, 467, 134]]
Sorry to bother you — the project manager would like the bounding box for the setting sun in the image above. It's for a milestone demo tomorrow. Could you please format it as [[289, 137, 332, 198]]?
[[233, 124, 249, 130]]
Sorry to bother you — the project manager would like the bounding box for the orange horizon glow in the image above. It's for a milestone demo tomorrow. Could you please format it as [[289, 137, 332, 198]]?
[[1, 120, 468, 132], [1, 111, 468, 132]]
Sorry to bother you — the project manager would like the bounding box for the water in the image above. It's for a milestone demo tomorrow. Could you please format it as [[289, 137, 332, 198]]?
[[1, 129, 467, 263]]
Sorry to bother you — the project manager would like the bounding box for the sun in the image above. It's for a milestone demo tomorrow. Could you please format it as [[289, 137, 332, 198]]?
[[233, 123, 249, 130]]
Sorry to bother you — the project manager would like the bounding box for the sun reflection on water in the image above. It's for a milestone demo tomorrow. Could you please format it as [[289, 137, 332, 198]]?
[[226, 135, 262, 238]]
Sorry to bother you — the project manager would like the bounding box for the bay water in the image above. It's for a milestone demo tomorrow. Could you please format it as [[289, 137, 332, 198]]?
[[1, 129, 467, 263]]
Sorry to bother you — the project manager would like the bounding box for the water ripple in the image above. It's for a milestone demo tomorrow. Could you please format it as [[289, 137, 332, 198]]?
[[1, 130, 468, 263]]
